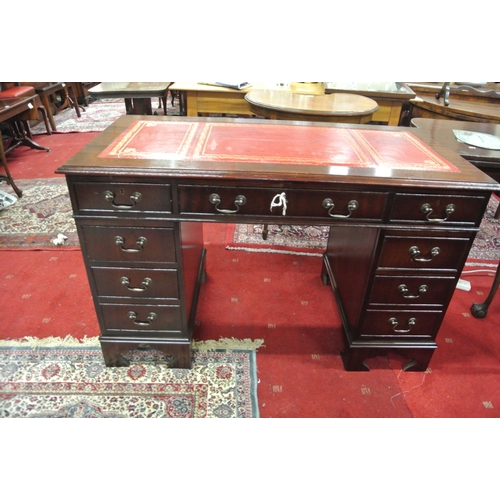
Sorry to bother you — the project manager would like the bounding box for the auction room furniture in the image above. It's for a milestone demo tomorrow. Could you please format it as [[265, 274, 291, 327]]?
[[1, 96, 51, 198], [244, 90, 379, 123], [411, 118, 500, 198], [411, 117, 500, 319], [21, 82, 82, 133], [0, 83, 51, 134], [88, 83, 172, 115], [324, 82, 415, 125], [169, 82, 291, 117], [57, 115, 498, 371], [403, 83, 500, 124]]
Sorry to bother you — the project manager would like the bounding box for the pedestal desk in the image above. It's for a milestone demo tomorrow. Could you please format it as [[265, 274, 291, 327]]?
[[56, 116, 499, 371]]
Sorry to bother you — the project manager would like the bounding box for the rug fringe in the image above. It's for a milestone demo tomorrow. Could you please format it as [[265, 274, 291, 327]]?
[[226, 245, 323, 257], [193, 337, 265, 352], [0, 335, 265, 351], [0, 335, 101, 347]]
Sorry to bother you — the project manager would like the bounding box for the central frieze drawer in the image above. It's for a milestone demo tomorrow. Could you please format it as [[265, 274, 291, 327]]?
[[390, 193, 487, 225], [80, 225, 177, 263], [91, 267, 179, 300], [377, 235, 471, 271], [179, 185, 388, 220], [369, 275, 457, 306], [100, 303, 183, 333], [72, 182, 172, 214]]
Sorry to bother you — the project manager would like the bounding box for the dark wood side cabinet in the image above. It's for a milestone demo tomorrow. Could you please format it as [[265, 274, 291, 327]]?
[[56, 116, 499, 371]]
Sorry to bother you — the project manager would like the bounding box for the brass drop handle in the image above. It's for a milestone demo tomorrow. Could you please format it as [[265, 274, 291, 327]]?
[[322, 199, 359, 218], [209, 193, 246, 214], [104, 190, 142, 209], [120, 276, 152, 292], [114, 236, 147, 253], [409, 245, 440, 262], [398, 284, 428, 299], [388, 317, 416, 333], [420, 203, 455, 222], [128, 311, 157, 326]]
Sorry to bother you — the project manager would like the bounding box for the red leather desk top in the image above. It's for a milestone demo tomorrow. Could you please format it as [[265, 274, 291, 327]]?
[[98, 120, 460, 173]]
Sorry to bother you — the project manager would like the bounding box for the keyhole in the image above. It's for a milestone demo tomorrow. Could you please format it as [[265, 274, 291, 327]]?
[[120, 188, 125, 195]]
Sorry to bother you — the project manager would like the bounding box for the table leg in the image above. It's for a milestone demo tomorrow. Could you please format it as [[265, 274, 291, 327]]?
[[470, 265, 500, 318], [0, 138, 22, 198]]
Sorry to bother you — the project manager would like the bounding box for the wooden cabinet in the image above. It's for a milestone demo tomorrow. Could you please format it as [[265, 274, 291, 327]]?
[[58, 116, 498, 371], [67, 177, 204, 368]]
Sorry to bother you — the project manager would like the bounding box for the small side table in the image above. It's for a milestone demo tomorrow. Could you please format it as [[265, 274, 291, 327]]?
[[89, 82, 172, 115]]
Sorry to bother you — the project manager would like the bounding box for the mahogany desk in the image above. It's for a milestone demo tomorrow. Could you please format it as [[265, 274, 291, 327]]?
[[57, 116, 498, 371]]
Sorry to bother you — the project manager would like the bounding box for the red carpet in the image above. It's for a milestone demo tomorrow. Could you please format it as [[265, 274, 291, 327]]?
[[2, 128, 500, 417]]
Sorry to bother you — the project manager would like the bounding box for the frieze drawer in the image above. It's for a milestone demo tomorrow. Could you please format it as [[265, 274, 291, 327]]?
[[179, 185, 389, 220], [377, 235, 471, 271], [91, 267, 179, 300], [390, 193, 487, 225], [72, 182, 172, 214], [357, 309, 443, 341], [80, 225, 177, 263], [100, 303, 183, 335], [369, 275, 457, 306]]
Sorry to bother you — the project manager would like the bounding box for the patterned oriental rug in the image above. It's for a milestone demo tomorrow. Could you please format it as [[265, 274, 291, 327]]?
[[0, 337, 262, 418], [0, 178, 78, 249]]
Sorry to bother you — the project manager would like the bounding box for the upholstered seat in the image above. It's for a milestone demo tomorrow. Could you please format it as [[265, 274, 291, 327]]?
[[0, 85, 36, 99], [0, 83, 51, 135]]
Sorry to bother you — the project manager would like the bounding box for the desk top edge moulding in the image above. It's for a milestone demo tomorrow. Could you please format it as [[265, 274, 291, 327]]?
[[58, 116, 498, 188], [56, 115, 499, 372]]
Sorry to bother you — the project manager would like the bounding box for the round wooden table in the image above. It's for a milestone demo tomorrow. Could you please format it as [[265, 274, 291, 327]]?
[[244, 90, 379, 123]]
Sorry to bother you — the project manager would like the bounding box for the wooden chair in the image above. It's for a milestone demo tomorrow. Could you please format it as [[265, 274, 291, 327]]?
[[20, 82, 83, 133], [0, 83, 51, 134]]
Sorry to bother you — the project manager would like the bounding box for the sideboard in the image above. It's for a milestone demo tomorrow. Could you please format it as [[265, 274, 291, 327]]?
[[56, 116, 499, 371]]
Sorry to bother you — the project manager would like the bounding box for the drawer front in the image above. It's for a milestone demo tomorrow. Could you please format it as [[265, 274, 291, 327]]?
[[72, 182, 172, 214], [179, 185, 388, 220], [391, 193, 487, 225], [378, 235, 471, 271], [357, 309, 443, 340], [80, 225, 177, 263], [92, 267, 179, 299], [369, 275, 456, 306], [100, 304, 183, 333]]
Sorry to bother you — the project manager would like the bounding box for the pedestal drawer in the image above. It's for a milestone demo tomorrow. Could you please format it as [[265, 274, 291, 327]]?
[[92, 267, 179, 300], [377, 234, 471, 271], [80, 225, 177, 263], [390, 193, 487, 225], [100, 303, 183, 334], [369, 275, 456, 306], [357, 309, 443, 341], [72, 182, 172, 214], [179, 185, 388, 220]]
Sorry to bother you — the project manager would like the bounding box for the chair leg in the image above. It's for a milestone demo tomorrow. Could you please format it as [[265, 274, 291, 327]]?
[[66, 85, 82, 117], [37, 105, 51, 135], [37, 92, 57, 132], [0, 138, 22, 198]]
